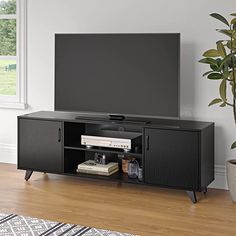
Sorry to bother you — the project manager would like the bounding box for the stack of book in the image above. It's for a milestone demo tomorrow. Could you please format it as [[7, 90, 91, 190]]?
[[77, 160, 119, 176]]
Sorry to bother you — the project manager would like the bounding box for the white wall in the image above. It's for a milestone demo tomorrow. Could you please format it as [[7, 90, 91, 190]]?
[[0, 0, 236, 188]]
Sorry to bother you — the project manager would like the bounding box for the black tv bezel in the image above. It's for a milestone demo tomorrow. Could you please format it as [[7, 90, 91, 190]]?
[[54, 33, 180, 120]]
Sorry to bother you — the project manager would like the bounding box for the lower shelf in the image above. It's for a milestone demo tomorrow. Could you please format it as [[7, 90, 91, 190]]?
[[64, 170, 144, 185]]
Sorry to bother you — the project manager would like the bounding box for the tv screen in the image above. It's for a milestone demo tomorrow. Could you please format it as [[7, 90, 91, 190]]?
[[55, 33, 180, 118]]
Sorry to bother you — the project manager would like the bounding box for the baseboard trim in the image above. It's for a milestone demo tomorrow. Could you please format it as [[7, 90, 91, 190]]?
[[0, 143, 17, 164], [0, 143, 229, 190], [209, 165, 228, 190]]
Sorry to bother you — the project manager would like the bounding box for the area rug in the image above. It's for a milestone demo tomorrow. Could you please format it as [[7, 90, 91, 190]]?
[[0, 213, 136, 236]]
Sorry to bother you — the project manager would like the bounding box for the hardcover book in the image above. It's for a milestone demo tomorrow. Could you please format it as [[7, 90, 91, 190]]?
[[77, 160, 119, 176], [76, 168, 119, 176]]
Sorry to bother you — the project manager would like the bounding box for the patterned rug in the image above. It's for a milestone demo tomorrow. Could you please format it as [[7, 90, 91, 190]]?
[[0, 213, 136, 236]]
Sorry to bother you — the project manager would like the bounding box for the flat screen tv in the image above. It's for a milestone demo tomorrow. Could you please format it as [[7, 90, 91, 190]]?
[[55, 33, 180, 119]]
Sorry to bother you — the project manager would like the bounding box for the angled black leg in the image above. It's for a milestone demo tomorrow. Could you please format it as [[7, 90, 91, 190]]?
[[25, 170, 33, 181], [186, 191, 197, 203], [203, 187, 207, 194]]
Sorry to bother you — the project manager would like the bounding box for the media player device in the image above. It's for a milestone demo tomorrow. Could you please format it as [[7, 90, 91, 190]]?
[[81, 130, 142, 151]]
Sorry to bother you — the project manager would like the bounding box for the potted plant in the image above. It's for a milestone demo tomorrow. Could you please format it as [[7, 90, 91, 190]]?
[[199, 12, 236, 201]]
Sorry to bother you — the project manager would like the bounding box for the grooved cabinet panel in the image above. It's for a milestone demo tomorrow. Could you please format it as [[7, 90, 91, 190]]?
[[144, 128, 199, 190], [18, 119, 63, 173]]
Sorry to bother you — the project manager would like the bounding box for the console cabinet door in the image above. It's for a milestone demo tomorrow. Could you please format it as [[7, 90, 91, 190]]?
[[18, 119, 63, 173], [144, 128, 199, 190]]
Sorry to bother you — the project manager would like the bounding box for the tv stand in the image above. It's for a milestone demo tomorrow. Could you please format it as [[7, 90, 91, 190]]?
[[17, 111, 214, 203]]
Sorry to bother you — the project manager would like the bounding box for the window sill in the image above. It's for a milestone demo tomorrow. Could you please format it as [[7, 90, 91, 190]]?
[[0, 102, 28, 109]]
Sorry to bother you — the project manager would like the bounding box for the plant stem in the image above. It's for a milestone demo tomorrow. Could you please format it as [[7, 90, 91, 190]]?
[[225, 101, 234, 107]]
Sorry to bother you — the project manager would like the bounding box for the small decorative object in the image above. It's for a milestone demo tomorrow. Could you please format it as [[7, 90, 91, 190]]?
[[138, 167, 143, 181], [199, 12, 236, 201], [227, 160, 236, 202], [94, 153, 101, 164], [122, 157, 130, 173], [101, 154, 106, 165], [128, 158, 139, 179], [94, 153, 106, 164]]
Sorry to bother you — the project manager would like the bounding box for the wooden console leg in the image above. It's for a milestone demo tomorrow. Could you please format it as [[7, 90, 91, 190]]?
[[203, 187, 208, 194], [25, 170, 33, 181], [186, 191, 197, 204]]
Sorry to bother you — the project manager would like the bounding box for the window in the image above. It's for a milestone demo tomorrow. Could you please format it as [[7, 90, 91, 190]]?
[[0, 0, 26, 109]]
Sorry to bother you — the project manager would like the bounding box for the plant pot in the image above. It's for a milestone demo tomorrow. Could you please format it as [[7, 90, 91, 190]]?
[[227, 159, 236, 202]]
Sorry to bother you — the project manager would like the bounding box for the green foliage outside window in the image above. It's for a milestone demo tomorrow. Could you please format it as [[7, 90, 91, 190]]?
[[0, 0, 16, 95], [0, 0, 16, 14], [0, 0, 16, 56], [0, 19, 16, 55]]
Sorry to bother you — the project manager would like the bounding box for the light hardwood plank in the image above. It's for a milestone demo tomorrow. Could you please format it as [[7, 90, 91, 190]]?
[[0, 163, 235, 236]]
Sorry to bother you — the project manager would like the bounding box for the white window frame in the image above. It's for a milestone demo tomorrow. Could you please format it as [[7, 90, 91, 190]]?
[[0, 0, 27, 109]]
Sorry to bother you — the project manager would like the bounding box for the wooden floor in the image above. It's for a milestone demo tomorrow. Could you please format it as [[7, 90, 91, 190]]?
[[0, 163, 235, 236]]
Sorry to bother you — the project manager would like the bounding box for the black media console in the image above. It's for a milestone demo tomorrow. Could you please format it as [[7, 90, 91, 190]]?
[[17, 111, 214, 203]]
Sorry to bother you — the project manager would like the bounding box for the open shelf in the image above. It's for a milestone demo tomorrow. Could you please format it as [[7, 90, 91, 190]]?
[[63, 148, 143, 184], [64, 145, 142, 158], [64, 122, 143, 158], [63, 121, 144, 185], [64, 169, 144, 185]]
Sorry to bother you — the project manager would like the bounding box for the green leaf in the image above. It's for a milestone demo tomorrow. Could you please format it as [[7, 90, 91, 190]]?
[[231, 141, 236, 149], [219, 78, 227, 102], [222, 65, 230, 78], [210, 13, 229, 26], [199, 58, 218, 66], [231, 18, 236, 25], [216, 40, 227, 44], [226, 40, 236, 50], [203, 49, 221, 57], [230, 70, 236, 80], [216, 58, 223, 67], [220, 102, 226, 107], [232, 33, 236, 40], [217, 42, 226, 57], [217, 29, 233, 37], [208, 98, 222, 106], [231, 13, 236, 17], [226, 40, 231, 49], [203, 71, 213, 77], [227, 57, 236, 68], [207, 73, 223, 80], [210, 64, 219, 71], [219, 52, 236, 70]]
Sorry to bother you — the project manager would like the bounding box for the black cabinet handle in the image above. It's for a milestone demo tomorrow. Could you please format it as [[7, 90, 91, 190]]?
[[58, 128, 61, 142], [145, 135, 149, 151]]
